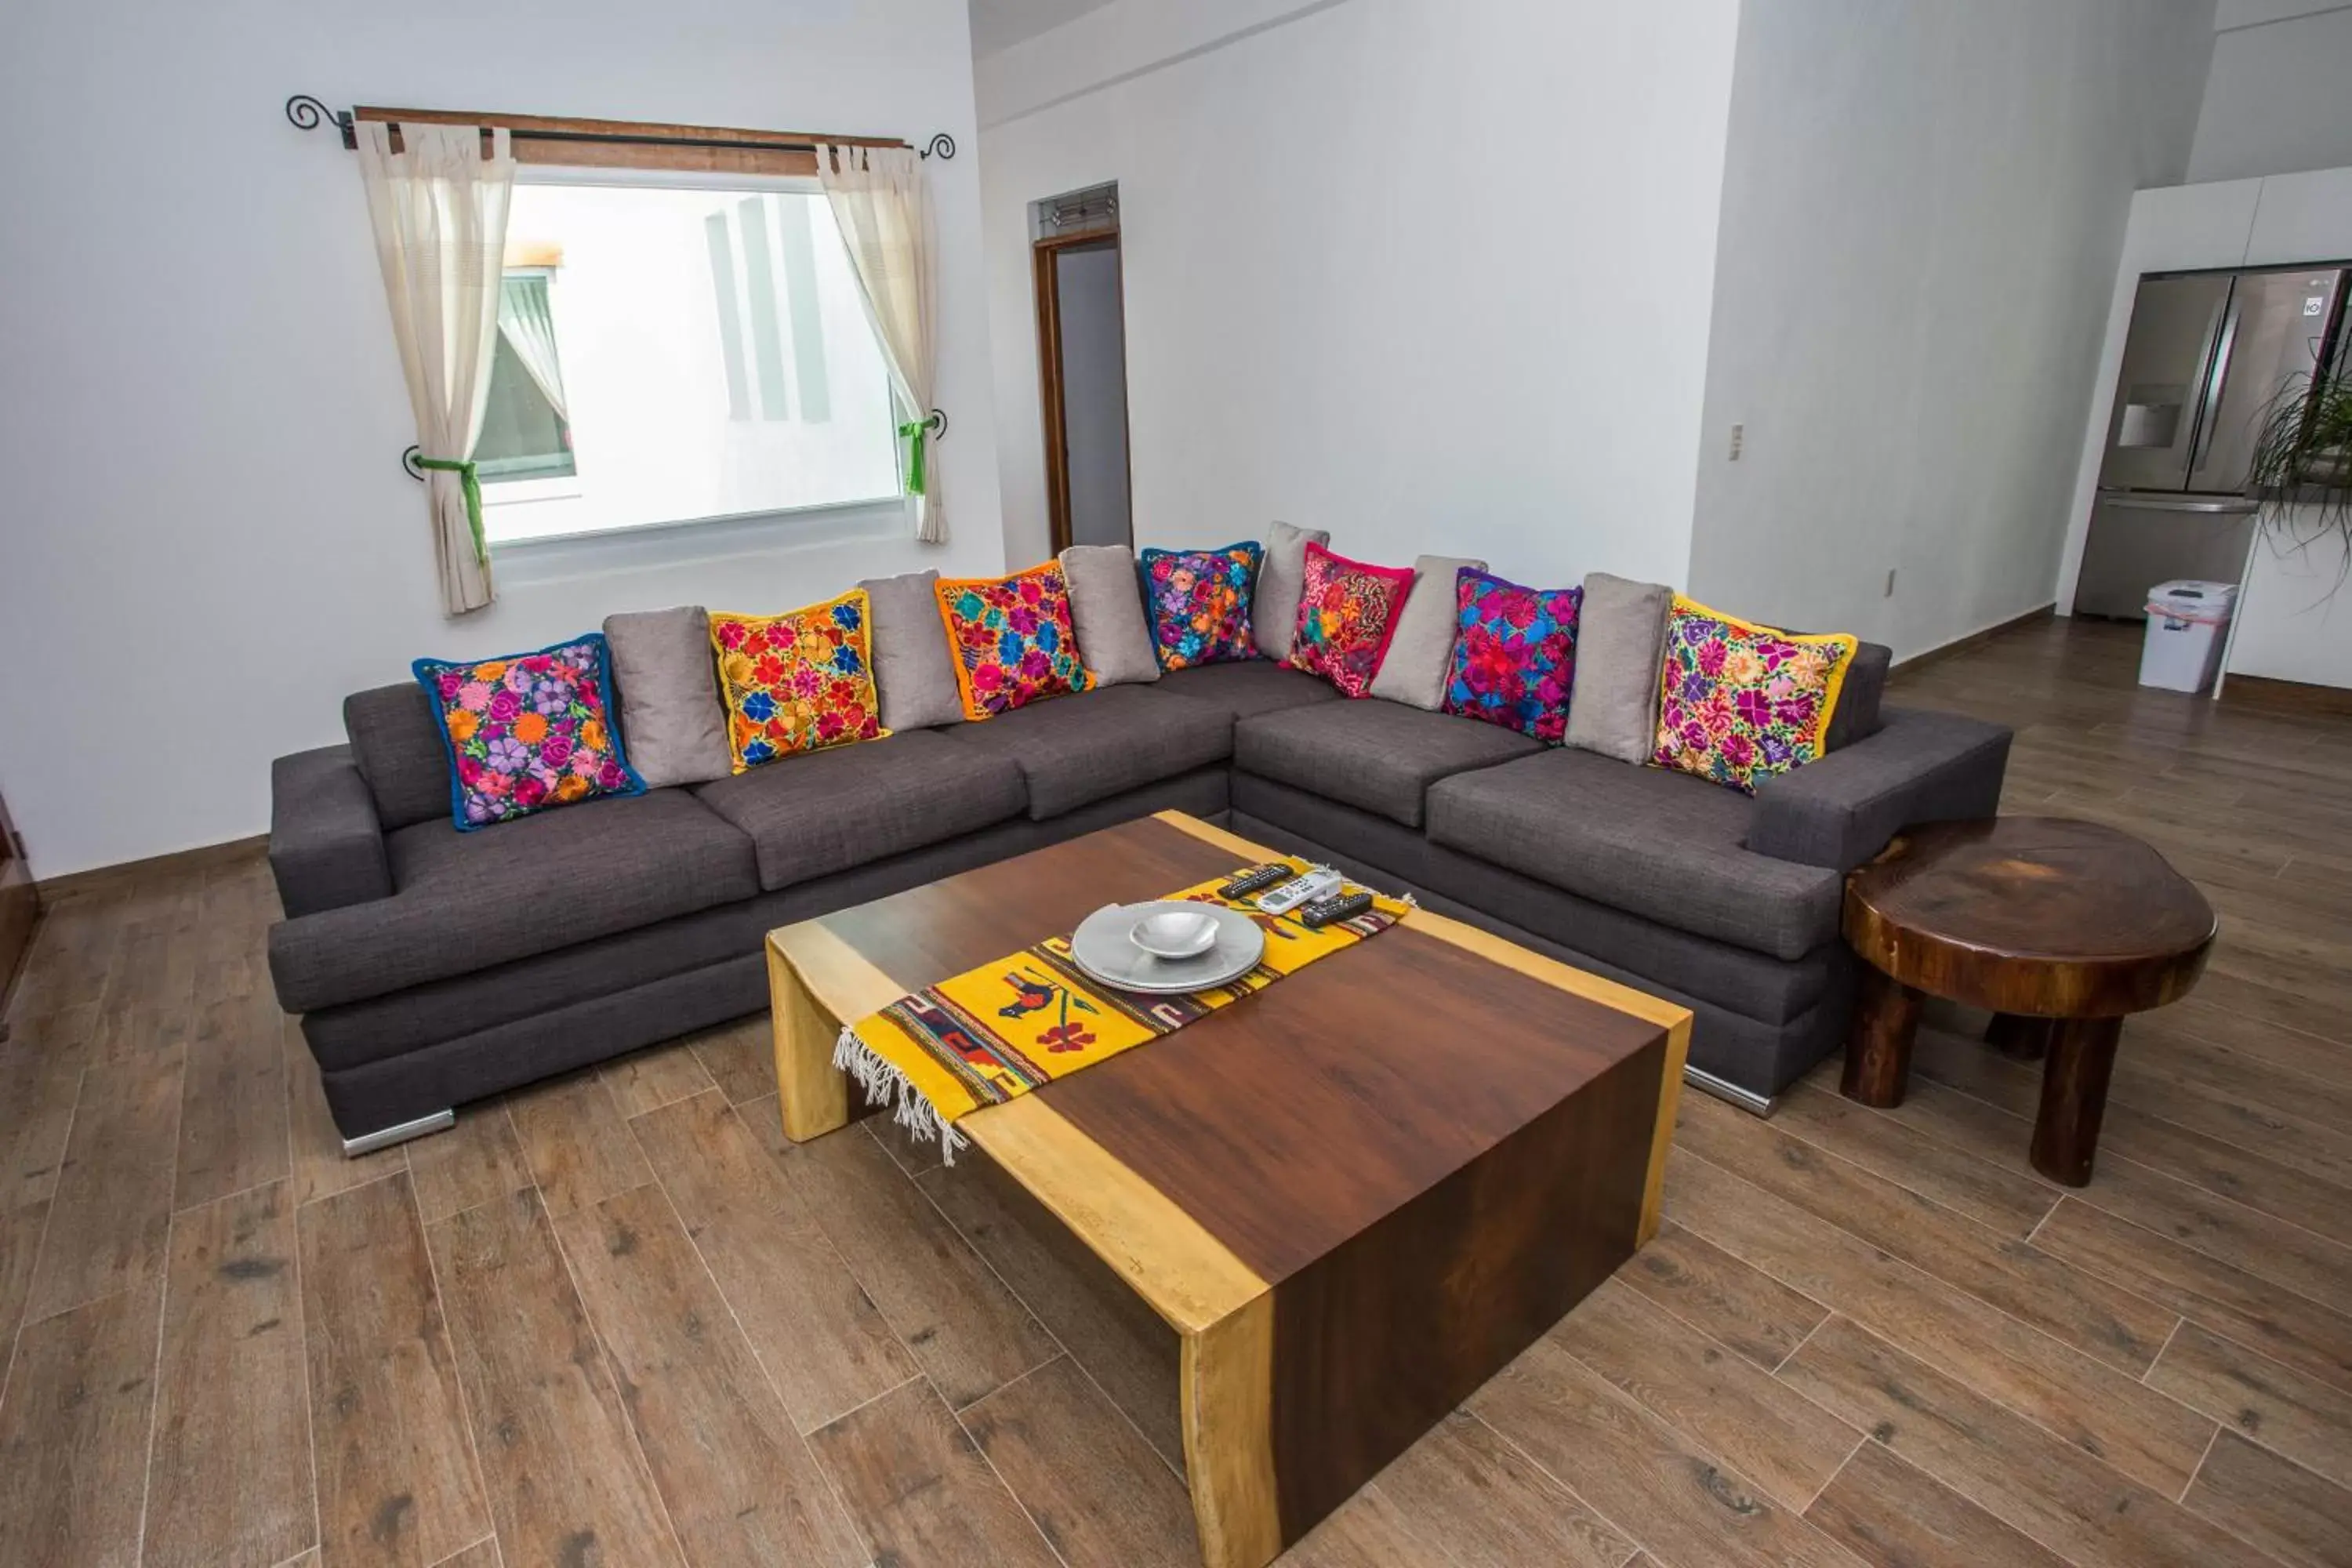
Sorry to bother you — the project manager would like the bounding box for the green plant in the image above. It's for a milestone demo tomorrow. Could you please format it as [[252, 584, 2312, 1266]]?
[[2247, 364, 2352, 579]]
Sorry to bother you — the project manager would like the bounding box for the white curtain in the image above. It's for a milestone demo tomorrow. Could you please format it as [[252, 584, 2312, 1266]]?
[[356, 122, 515, 614], [496, 278, 568, 419], [816, 143, 944, 544]]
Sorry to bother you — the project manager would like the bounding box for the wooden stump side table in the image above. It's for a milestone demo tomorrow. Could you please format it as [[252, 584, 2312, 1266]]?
[[1839, 818, 2216, 1185]]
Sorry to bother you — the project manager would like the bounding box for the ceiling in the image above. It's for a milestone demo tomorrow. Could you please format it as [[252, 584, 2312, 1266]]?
[[967, 0, 1117, 57]]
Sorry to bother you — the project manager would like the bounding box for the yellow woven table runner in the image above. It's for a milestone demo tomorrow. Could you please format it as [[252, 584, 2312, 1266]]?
[[833, 858, 1410, 1160]]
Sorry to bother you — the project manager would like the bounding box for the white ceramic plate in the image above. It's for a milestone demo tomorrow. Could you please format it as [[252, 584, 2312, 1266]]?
[[1069, 901, 1267, 994]]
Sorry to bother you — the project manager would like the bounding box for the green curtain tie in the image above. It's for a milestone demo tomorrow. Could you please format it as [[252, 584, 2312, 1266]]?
[[896, 419, 929, 497], [415, 456, 487, 565]]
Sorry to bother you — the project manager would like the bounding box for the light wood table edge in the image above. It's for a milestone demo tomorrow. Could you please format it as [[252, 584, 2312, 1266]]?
[[1182, 1293, 1282, 1568], [1156, 811, 1694, 1243]]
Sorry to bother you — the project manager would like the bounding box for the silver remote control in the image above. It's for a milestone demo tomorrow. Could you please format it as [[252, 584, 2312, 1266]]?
[[1255, 867, 1343, 916]]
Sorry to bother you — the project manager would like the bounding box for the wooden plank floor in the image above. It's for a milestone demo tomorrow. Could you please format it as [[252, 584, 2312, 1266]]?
[[2, 615, 2350, 1567]]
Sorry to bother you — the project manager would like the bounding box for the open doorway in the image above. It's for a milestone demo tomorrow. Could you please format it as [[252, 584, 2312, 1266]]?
[[1031, 183, 1132, 552]]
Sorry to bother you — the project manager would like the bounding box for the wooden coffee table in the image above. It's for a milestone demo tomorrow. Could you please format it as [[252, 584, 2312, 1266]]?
[[765, 811, 1690, 1568], [1841, 817, 2216, 1185]]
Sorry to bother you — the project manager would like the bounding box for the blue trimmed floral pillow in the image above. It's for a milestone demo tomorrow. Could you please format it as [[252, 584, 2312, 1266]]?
[[412, 633, 644, 830], [1139, 542, 1262, 670], [1441, 570, 1583, 742]]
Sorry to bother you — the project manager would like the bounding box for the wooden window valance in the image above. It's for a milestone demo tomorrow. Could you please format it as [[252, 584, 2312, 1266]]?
[[285, 96, 953, 178]]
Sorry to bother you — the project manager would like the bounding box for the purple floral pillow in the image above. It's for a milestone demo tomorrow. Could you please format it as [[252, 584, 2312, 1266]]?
[[1440, 571, 1582, 741], [412, 633, 644, 830], [1139, 542, 1262, 670]]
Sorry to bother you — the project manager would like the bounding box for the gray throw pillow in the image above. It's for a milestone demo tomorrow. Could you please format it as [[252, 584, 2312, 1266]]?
[[1565, 572, 1674, 764], [1367, 554, 1486, 710], [603, 607, 731, 788], [858, 568, 964, 730], [1254, 519, 1330, 662], [1058, 544, 1160, 687]]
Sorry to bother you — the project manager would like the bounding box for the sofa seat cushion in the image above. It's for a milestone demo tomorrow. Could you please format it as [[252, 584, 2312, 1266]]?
[[1154, 660, 1342, 721], [937, 684, 1233, 820], [269, 788, 760, 1013], [1425, 748, 1841, 960], [694, 729, 1027, 890], [1235, 699, 1544, 829]]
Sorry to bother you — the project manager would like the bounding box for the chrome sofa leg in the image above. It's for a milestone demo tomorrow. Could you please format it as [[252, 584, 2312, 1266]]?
[[1682, 1064, 1776, 1117], [342, 1108, 456, 1157]]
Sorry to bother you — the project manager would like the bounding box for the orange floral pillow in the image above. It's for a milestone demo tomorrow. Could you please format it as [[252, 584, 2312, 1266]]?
[[934, 562, 1092, 720], [709, 590, 887, 771]]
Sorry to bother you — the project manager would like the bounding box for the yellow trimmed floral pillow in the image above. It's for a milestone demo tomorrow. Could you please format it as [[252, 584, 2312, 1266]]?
[[1651, 597, 1855, 793], [709, 590, 887, 771]]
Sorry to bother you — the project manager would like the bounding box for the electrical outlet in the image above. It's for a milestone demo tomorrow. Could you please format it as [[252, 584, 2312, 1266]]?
[[1884, 568, 1897, 598], [1728, 423, 1744, 461]]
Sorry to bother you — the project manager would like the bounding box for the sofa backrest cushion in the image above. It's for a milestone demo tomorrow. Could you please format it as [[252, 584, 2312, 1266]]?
[[604, 605, 731, 788], [1254, 520, 1330, 662], [1565, 572, 1674, 764], [1367, 554, 1486, 710], [858, 568, 965, 731], [344, 682, 458, 829], [1828, 641, 1892, 751], [1059, 543, 1161, 687]]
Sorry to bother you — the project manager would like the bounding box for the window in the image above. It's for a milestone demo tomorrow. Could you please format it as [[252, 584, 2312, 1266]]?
[[477, 180, 902, 545], [476, 273, 574, 481]]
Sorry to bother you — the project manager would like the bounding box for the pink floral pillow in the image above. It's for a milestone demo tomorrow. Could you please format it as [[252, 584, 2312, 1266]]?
[[413, 634, 644, 829], [1441, 570, 1582, 741], [1288, 543, 1415, 698]]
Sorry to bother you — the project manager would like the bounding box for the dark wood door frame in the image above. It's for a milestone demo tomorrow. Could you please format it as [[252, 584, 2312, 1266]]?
[[0, 786, 34, 1039], [1033, 230, 1130, 554]]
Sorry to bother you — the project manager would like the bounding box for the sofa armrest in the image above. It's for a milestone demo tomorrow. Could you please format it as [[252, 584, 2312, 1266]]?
[[270, 746, 394, 918], [1748, 706, 2012, 872]]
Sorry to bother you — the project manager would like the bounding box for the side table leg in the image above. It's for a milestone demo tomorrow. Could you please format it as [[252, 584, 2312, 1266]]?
[[1986, 1013, 2057, 1062], [1842, 967, 1922, 1107], [2031, 1016, 2124, 1186]]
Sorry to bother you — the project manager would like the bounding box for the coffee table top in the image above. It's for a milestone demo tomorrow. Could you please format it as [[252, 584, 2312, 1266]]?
[[1844, 816, 2216, 1018], [769, 811, 1688, 1332]]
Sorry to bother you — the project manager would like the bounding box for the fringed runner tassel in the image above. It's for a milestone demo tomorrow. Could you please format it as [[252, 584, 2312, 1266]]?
[[833, 1025, 971, 1163]]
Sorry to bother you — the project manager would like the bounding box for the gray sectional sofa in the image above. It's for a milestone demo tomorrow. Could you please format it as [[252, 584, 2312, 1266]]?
[[268, 641, 2007, 1149]]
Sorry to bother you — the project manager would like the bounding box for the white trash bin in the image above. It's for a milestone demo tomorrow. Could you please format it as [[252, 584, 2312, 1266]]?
[[2138, 580, 2238, 695]]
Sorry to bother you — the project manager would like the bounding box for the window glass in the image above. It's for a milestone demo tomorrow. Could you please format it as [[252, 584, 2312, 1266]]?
[[479, 183, 901, 544]]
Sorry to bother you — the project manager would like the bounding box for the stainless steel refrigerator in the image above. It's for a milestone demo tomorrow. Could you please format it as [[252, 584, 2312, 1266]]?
[[2075, 263, 2349, 618]]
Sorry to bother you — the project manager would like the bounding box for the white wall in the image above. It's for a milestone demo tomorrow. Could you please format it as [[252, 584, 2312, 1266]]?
[[977, 0, 1739, 590], [2189, 2, 2352, 182], [0, 0, 1003, 878], [1685, 2, 2214, 662]]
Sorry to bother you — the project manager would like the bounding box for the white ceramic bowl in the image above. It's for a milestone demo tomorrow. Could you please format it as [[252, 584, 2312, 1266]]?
[[1129, 906, 1221, 960]]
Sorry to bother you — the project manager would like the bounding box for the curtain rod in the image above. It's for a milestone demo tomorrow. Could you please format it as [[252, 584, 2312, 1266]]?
[[285, 96, 955, 161]]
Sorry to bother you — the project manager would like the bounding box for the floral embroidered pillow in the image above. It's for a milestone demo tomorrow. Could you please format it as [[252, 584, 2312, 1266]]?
[[1650, 597, 1856, 793], [1441, 571, 1584, 742], [709, 589, 887, 771], [935, 562, 1092, 720], [413, 634, 644, 830], [1289, 542, 1415, 698], [1139, 542, 1262, 671]]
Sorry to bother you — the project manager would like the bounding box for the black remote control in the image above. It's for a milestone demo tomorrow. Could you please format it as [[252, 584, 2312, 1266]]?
[[1218, 863, 1293, 900], [1298, 890, 1376, 930]]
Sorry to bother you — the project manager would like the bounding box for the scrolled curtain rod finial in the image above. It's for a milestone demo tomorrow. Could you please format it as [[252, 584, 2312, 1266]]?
[[285, 93, 357, 148], [922, 132, 956, 160]]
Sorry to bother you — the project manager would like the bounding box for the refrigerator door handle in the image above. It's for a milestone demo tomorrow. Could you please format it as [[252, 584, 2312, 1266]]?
[[2188, 292, 2244, 477], [2092, 491, 2259, 515]]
